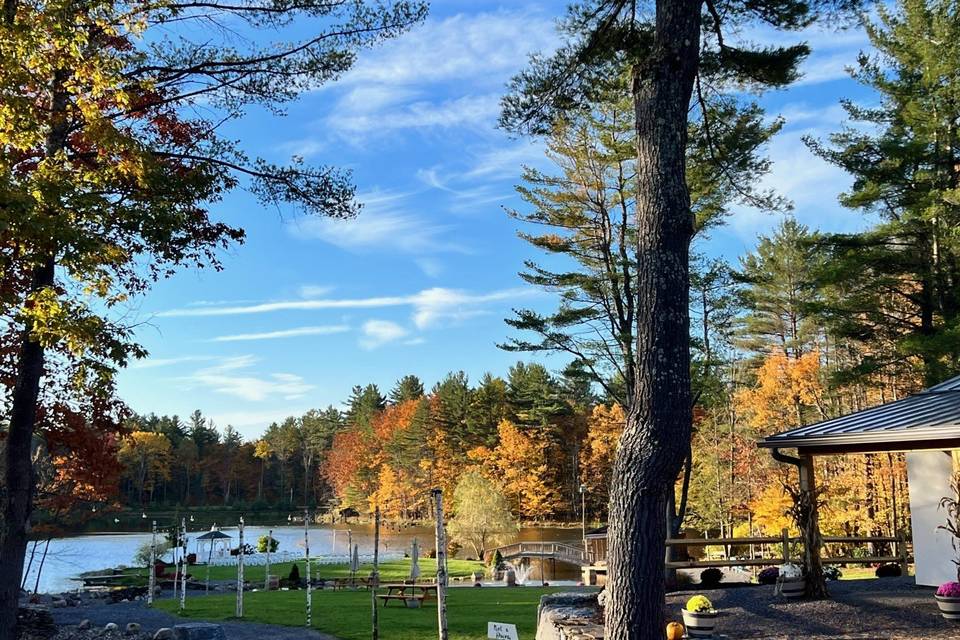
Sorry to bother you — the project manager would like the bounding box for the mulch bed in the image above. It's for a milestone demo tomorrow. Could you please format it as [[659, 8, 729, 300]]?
[[665, 577, 960, 639]]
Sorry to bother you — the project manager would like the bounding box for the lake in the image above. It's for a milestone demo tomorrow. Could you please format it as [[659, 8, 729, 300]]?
[[22, 523, 583, 594]]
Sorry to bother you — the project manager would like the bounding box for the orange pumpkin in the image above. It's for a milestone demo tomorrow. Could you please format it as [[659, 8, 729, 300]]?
[[665, 621, 685, 640]]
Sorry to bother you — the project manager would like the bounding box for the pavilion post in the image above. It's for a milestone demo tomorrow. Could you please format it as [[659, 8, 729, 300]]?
[[798, 454, 827, 598]]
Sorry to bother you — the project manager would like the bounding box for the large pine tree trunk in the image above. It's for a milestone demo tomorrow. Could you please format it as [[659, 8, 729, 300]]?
[[605, 2, 702, 639], [0, 260, 54, 640]]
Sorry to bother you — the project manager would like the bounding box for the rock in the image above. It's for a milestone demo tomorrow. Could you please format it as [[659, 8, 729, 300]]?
[[126, 622, 142, 634], [50, 598, 67, 608], [105, 623, 119, 632], [597, 589, 608, 609], [16, 606, 56, 635], [153, 628, 176, 640], [173, 623, 226, 640], [79, 619, 92, 630], [536, 593, 601, 640]]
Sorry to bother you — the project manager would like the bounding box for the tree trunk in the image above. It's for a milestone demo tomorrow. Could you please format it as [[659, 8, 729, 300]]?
[[0, 260, 55, 640], [605, 4, 701, 638]]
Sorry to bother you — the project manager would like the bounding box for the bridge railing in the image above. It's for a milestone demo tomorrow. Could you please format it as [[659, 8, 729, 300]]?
[[489, 541, 587, 564]]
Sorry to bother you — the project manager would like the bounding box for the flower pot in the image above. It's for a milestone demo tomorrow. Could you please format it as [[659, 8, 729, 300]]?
[[936, 595, 960, 620], [681, 608, 717, 638], [778, 578, 805, 598]]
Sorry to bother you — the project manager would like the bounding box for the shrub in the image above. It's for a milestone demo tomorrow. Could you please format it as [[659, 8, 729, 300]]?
[[699, 568, 723, 587], [257, 535, 279, 553], [937, 582, 960, 598], [757, 566, 779, 585], [823, 566, 842, 581], [875, 563, 902, 578], [490, 550, 504, 569], [134, 539, 172, 567], [779, 563, 803, 580], [685, 595, 713, 613], [288, 563, 301, 584]]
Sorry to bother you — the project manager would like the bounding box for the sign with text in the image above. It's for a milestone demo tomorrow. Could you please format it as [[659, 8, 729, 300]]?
[[488, 622, 519, 640]]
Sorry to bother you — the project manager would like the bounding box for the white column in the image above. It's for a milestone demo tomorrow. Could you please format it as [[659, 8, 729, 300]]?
[[907, 450, 957, 586]]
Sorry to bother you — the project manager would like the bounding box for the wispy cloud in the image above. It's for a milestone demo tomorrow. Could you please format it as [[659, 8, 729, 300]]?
[[130, 355, 217, 370], [299, 284, 335, 298], [158, 286, 537, 329], [286, 189, 467, 254], [211, 325, 350, 343], [327, 94, 501, 135], [183, 356, 312, 402], [359, 319, 409, 350]]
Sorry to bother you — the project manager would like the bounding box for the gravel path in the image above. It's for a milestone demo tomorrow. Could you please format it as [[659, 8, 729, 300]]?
[[666, 577, 960, 639], [48, 598, 338, 640]]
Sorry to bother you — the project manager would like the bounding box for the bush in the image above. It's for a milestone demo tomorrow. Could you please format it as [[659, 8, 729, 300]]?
[[875, 563, 902, 578], [134, 539, 172, 568], [685, 595, 713, 612], [757, 566, 779, 585], [257, 535, 279, 553], [699, 568, 723, 587], [490, 550, 504, 570], [288, 563, 301, 584]]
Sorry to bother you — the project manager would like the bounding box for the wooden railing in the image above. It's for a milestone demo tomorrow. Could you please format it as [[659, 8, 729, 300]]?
[[491, 542, 587, 565], [663, 528, 911, 571]]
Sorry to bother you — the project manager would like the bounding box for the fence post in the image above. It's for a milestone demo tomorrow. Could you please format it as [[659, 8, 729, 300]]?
[[781, 528, 790, 564], [897, 529, 909, 574]]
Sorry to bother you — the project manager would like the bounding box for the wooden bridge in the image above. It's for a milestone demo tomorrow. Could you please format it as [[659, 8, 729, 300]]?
[[488, 541, 588, 567]]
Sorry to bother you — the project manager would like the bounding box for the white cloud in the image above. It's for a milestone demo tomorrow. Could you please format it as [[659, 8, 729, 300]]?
[[183, 356, 313, 402], [286, 189, 466, 254], [157, 286, 538, 330], [327, 94, 501, 135], [359, 320, 409, 350], [129, 355, 216, 369], [211, 325, 350, 342], [299, 284, 335, 298], [415, 257, 444, 278]]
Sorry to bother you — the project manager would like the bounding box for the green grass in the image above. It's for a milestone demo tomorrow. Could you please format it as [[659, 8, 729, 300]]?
[[124, 558, 485, 584], [156, 586, 594, 640]]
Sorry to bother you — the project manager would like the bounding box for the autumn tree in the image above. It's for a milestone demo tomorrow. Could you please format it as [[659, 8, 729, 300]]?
[[447, 471, 518, 560], [578, 403, 626, 519], [118, 432, 173, 505]]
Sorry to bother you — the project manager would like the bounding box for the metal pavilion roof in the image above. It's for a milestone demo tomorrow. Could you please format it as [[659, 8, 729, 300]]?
[[758, 374, 960, 453]]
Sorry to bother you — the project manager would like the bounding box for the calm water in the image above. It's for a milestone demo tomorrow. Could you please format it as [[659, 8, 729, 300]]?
[[22, 524, 581, 594]]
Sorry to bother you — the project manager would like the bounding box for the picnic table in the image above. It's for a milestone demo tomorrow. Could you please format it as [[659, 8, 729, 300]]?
[[376, 583, 438, 607]]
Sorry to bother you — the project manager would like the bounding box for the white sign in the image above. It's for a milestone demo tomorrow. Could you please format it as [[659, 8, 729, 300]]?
[[488, 622, 519, 640]]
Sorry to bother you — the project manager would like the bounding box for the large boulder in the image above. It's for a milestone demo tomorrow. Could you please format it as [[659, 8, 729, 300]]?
[[536, 593, 601, 640], [173, 623, 226, 640]]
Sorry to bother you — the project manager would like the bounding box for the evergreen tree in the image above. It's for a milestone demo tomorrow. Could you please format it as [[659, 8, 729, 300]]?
[[345, 384, 386, 430], [187, 410, 220, 457], [466, 373, 510, 447], [431, 372, 472, 448], [810, 0, 960, 386], [389, 375, 425, 404]]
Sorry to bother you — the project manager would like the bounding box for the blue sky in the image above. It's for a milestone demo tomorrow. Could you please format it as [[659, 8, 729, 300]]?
[[118, 1, 879, 438]]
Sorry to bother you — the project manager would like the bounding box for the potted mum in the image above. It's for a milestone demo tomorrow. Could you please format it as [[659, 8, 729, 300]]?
[[681, 595, 718, 638], [775, 563, 805, 598], [937, 473, 960, 620]]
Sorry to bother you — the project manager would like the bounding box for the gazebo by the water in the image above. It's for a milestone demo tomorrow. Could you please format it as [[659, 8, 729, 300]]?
[[759, 374, 960, 587], [195, 527, 232, 562]]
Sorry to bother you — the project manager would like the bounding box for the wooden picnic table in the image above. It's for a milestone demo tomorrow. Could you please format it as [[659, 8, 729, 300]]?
[[376, 583, 438, 607]]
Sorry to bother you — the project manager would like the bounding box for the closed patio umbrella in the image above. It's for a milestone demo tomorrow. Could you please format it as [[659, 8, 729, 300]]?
[[409, 538, 420, 582]]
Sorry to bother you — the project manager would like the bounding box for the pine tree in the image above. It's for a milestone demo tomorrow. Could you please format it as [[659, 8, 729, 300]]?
[[389, 375, 425, 404], [345, 384, 386, 430], [809, 0, 960, 386]]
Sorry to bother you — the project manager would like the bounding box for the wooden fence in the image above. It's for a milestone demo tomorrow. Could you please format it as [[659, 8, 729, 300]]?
[[663, 529, 911, 572]]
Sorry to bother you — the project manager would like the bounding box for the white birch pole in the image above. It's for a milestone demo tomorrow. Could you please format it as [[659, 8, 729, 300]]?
[[147, 521, 156, 607], [304, 508, 312, 628], [179, 518, 187, 612], [236, 516, 244, 617], [371, 507, 380, 640], [432, 489, 448, 640], [172, 524, 179, 603], [264, 528, 272, 591]]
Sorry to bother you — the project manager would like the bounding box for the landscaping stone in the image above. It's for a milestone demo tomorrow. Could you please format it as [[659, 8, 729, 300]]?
[[536, 592, 601, 640], [152, 629, 175, 640], [77, 621, 91, 631], [104, 624, 118, 632], [172, 623, 225, 640], [124, 623, 141, 635]]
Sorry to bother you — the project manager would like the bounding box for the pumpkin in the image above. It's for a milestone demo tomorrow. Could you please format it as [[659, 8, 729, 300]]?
[[665, 621, 685, 640]]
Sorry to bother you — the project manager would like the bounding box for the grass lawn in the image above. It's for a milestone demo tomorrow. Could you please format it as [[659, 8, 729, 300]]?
[[156, 586, 594, 640], [124, 558, 485, 584]]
